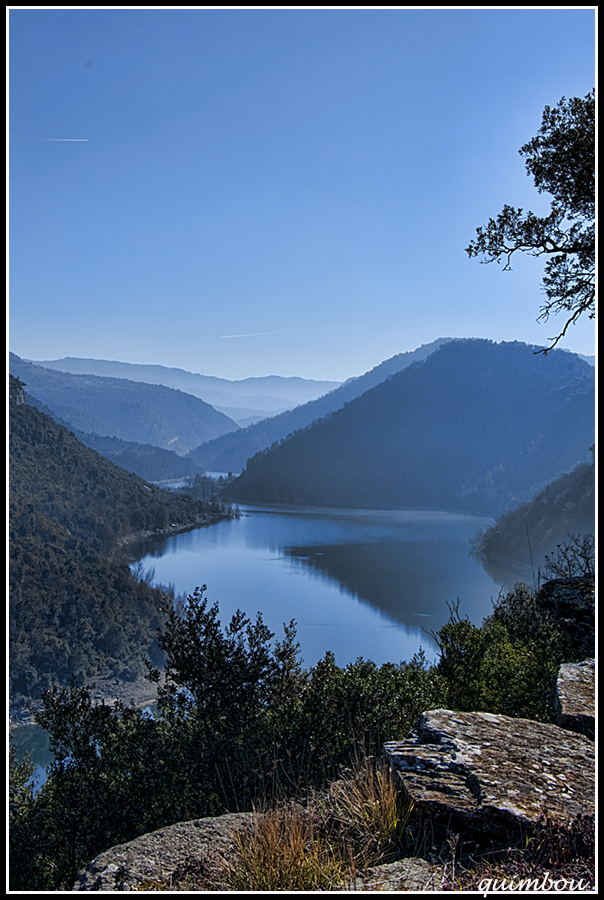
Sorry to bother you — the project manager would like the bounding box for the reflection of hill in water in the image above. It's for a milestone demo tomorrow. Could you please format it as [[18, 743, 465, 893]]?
[[284, 540, 499, 633], [480, 558, 534, 589]]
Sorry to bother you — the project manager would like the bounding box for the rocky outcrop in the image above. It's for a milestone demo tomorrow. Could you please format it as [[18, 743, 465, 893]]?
[[74, 705, 595, 890], [384, 709, 594, 838], [72, 813, 256, 891], [555, 659, 595, 738]]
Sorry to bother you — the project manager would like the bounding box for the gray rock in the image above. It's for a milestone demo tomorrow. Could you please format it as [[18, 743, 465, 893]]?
[[336, 858, 440, 891], [384, 709, 594, 838], [72, 812, 256, 891], [555, 659, 595, 738]]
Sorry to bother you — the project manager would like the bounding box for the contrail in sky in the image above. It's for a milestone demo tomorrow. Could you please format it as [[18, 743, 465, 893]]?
[[219, 331, 284, 339], [38, 138, 88, 142]]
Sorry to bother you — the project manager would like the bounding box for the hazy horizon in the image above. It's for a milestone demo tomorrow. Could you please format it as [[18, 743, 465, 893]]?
[[12, 335, 595, 386], [9, 9, 595, 381]]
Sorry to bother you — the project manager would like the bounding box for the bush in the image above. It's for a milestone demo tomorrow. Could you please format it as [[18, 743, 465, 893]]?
[[431, 585, 571, 721], [15, 572, 588, 889]]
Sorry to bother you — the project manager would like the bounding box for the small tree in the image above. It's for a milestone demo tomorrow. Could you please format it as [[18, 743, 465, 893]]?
[[466, 90, 594, 351], [544, 533, 595, 579]]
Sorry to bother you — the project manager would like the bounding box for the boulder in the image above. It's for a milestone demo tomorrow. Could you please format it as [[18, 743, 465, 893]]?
[[72, 812, 256, 891], [555, 659, 595, 738], [384, 709, 594, 838]]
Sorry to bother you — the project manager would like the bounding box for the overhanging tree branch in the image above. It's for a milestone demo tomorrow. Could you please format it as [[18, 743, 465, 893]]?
[[466, 90, 594, 353]]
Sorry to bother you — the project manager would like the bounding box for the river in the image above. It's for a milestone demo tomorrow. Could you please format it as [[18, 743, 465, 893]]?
[[11, 503, 509, 780], [127, 503, 505, 668]]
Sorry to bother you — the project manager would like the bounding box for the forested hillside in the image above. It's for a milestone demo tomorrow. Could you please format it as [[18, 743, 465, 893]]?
[[9, 376, 232, 708], [72, 432, 201, 483], [20, 390, 201, 483], [225, 340, 594, 516], [470, 456, 595, 583], [9, 354, 239, 454], [187, 339, 452, 472]]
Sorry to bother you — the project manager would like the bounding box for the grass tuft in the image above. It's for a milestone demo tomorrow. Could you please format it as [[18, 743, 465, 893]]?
[[325, 755, 414, 868], [225, 755, 416, 890], [226, 803, 344, 891]]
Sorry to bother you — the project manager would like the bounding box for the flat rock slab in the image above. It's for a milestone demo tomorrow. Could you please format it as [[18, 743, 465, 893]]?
[[555, 659, 595, 738], [384, 709, 594, 838], [72, 812, 256, 891]]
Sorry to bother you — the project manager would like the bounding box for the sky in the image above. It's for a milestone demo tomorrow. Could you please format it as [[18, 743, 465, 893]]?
[[9, 7, 596, 381]]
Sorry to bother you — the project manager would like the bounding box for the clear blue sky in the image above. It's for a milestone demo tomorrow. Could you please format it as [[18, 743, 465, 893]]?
[[9, 8, 595, 381]]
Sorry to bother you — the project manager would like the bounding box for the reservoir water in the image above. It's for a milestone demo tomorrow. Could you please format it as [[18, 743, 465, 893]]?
[[12, 504, 510, 780], [128, 504, 505, 668]]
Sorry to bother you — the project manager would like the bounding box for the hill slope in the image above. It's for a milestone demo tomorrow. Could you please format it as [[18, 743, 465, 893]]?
[[225, 339, 594, 516], [19, 389, 202, 483], [187, 339, 452, 472], [33, 356, 340, 422], [9, 354, 239, 454], [470, 457, 595, 583], [9, 376, 230, 708]]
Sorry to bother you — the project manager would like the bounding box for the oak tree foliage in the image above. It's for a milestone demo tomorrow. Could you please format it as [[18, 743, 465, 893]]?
[[466, 90, 595, 351]]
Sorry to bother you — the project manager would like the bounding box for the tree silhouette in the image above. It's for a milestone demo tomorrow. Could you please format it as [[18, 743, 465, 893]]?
[[466, 90, 594, 351]]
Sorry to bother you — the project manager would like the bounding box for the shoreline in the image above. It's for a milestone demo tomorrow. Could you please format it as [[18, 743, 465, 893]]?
[[10, 677, 160, 730], [11, 508, 238, 726], [110, 506, 239, 558]]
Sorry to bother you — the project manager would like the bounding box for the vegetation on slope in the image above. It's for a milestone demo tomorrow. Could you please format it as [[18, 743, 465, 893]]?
[[186, 338, 452, 473], [21, 389, 204, 482], [9, 376, 233, 708], [225, 340, 594, 516], [9, 353, 239, 454], [471, 455, 595, 583], [73, 432, 201, 483], [9, 541, 594, 889]]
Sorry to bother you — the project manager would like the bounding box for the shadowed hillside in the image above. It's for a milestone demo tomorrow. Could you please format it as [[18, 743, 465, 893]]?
[[9, 375, 232, 708], [225, 340, 594, 516], [187, 339, 453, 472], [9, 354, 239, 454], [470, 457, 595, 584]]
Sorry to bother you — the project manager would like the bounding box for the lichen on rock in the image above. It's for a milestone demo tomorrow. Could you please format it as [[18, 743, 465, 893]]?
[[555, 659, 595, 738], [384, 709, 594, 838]]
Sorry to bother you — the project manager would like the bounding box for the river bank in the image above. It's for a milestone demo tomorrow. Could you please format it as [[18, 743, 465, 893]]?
[[10, 676, 160, 729], [11, 509, 238, 726], [110, 505, 240, 559]]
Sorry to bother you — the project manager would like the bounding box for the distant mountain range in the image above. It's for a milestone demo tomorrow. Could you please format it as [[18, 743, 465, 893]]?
[[224, 339, 595, 517], [186, 338, 454, 473], [32, 356, 340, 424], [9, 353, 240, 455]]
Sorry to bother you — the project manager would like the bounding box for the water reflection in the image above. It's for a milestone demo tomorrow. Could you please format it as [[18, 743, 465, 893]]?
[[14, 506, 507, 778], [10, 724, 53, 792], [129, 505, 504, 669]]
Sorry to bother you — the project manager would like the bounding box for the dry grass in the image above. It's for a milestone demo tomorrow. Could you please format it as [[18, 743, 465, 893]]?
[[225, 803, 344, 891], [324, 755, 414, 868], [129, 764, 594, 892], [412, 814, 596, 893], [224, 755, 415, 891]]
